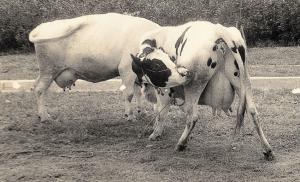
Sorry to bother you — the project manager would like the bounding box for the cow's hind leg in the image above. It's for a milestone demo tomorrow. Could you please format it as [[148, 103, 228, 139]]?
[[176, 81, 208, 151], [244, 89, 275, 160], [34, 75, 53, 122]]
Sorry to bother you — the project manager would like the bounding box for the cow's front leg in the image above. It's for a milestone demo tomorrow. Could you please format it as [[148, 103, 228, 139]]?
[[149, 89, 171, 140], [175, 81, 208, 151], [122, 84, 135, 121], [134, 83, 144, 118], [34, 75, 53, 122]]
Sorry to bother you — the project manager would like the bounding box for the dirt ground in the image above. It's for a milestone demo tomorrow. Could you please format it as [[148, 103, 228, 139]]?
[[0, 47, 299, 80], [0, 89, 299, 181], [0, 47, 299, 181]]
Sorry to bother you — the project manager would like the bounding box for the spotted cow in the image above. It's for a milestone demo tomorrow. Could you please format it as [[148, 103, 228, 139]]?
[[29, 13, 191, 122], [132, 21, 275, 160]]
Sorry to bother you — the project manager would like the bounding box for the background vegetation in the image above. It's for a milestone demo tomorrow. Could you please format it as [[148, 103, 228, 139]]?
[[0, 0, 299, 52]]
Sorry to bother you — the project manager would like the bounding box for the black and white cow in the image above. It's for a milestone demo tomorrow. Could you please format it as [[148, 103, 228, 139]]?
[[132, 21, 275, 160], [29, 13, 191, 122]]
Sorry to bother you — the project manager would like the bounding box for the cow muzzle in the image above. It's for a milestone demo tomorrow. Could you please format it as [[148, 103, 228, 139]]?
[[163, 66, 193, 88], [176, 66, 193, 85], [176, 65, 193, 79]]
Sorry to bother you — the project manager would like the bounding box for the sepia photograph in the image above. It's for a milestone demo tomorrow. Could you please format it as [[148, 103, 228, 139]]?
[[0, 0, 299, 181]]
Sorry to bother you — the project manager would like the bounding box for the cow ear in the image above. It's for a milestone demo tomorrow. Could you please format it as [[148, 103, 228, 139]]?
[[130, 54, 142, 67], [131, 54, 143, 78]]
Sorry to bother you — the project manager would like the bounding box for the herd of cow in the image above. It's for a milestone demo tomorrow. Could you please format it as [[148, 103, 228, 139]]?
[[28, 13, 275, 161]]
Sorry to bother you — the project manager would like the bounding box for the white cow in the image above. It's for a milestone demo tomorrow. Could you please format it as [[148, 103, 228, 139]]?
[[132, 21, 275, 160], [29, 13, 190, 122]]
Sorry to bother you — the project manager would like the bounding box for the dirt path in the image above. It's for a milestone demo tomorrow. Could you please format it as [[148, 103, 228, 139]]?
[[0, 90, 299, 181]]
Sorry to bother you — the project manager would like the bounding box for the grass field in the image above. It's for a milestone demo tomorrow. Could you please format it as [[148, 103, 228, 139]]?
[[0, 47, 299, 80], [0, 90, 299, 181], [0, 47, 299, 181]]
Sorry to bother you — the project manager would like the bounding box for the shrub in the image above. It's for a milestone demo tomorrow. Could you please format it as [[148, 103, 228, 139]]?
[[0, 0, 298, 52]]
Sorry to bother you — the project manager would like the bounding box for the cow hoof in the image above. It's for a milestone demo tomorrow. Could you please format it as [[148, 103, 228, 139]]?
[[263, 150, 275, 161], [38, 113, 50, 122], [175, 144, 187, 151], [124, 114, 135, 121], [136, 109, 146, 119], [148, 133, 161, 141]]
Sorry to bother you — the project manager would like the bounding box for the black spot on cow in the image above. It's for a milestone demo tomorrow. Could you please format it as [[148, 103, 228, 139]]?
[[169, 87, 175, 97], [231, 41, 237, 53], [131, 54, 143, 83], [234, 60, 239, 70], [215, 38, 225, 44], [211, 62, 217, 69], [212, 44, 217, 51], [180, 39, 187, 56], [238, 45, 245, 63], [207, 58, 212, 66], [159, 47, 165, 52], [142, 58, 171, 87], [234, 71, 239, 77], [142, 39, 157, 48], [141, 47, 155, 57], [170, 56, 176, 62], [231, 47, 237, 53], [175, 26, 191, 56]]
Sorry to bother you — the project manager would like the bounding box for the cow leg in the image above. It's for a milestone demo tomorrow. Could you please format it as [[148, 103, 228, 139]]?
[[122, 83, 135, 121], [243, 88, 274, 160], [134, 83, 144, 117], [149, 90, 171, 140], [153, 103, 159, 113], [119, 53, 146, 120], [224, 106, 233, 117], [224, 109, 232, 116], [212, 108, 217, 116], [34, 75, 53, 122], [176, 81, 208, 151]]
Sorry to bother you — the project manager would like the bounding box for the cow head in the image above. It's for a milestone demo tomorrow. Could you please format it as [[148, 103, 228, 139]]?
[[131, 45, 192, 88]]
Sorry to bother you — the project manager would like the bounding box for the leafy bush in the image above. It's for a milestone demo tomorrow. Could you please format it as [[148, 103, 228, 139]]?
[[0, 0, 298, 52]]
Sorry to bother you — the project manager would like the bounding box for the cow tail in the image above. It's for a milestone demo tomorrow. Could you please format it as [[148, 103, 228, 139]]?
[[218, 27, 247, 133], [29, 18, 85, 43]]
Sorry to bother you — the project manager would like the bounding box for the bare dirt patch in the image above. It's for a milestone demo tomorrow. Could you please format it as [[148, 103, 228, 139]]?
[[0, 90, 299, 181], [0, 47, 299, 80], [0, 54, 38, 80]]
